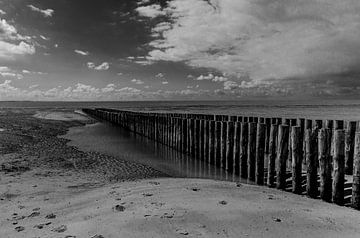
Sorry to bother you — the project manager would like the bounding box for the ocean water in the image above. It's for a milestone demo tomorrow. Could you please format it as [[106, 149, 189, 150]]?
[[1, 99, 360, 120]]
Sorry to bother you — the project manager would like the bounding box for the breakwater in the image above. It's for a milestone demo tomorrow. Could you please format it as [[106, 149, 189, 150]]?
[[83, 108, 360, 209]]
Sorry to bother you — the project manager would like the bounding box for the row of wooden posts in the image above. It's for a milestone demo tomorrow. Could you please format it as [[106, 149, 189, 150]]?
[[83, 108, 360, 209]]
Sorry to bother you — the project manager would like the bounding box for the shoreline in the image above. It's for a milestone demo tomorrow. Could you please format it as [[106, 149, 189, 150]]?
[[1, 108, 360, 237]]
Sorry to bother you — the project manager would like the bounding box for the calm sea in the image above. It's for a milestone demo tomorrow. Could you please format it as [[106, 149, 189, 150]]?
[[0, 99, 360, 120]]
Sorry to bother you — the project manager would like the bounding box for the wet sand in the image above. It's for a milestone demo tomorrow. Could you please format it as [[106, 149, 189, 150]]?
[[1, 109, 360, 238]]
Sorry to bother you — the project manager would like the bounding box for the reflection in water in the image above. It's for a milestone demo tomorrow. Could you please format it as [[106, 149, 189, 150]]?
[[63, 122, 251, 184]]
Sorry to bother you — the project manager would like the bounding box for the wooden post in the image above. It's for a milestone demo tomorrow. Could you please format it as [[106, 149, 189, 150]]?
[[318, 128, 332, 202], [221, 121, 228, 169], [267, 124, 278, 187], [332, 129, 345, 205], [205, 120, 210, 163], [345, 121, 357, 175], [256, 123, 266, 185], [233, 122, 241, 175], [276, 125, 289, 190], [247, 123, 257, 181], [215, 121, 222, 167], [240, 123, 248, 178], [199, 120, 205, 160], [226, 121, 235, 172], [335, 120, 344, 130], [291, 126, 303, 194], [265, 118, 271, 155], [209, 121, 216, 165], [189, 119, 195, 157], [195, 119, 201, 160], [182, 118, 188, 153], [352, 132, 360, 209]]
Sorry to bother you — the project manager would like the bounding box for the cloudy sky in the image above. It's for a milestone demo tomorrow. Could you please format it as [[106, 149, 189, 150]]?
[[0, 0, 359, 100]]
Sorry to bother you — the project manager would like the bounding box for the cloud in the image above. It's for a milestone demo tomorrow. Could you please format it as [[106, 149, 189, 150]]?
[[0, 66, 23, 79], [94, 62, 109, 70], [74, 50, 89, 56], [39, 35, 49, 41], [0, 19, 35, 60], [155, 73, 164, 78], [0, 10, 6, 15], [136, 4, 165, 18], [101, 83, 116, 93], [131, 79, 144, 85], [162, 81, 169, 85], [87, 62, 95, 69], [28, 5, 54, 17], [141, 0, 360, 93], [87, 62, 110, 70]]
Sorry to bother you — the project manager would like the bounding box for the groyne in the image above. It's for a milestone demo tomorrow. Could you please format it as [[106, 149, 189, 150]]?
[[83, 108, 360, 209]]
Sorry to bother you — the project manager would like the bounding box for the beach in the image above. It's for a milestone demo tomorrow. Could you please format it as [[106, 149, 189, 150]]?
[[1, 108, 360, 238]]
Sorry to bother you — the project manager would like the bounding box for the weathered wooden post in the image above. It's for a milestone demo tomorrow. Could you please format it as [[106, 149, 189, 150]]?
[[189, 119, 195, 157], [267, 124, 278, 187], [195, 119, 201, 160], [352, 132, 360, 209], [335, 120, 344, 130], [182, 118, 188, 153], [215, 121, 222, 167], [233, 121, 241, 175], [276, 125, 289, 190], [345, 121, 357, 175], [226, 121, 235, 172], [240, 123, 248, 178], [209, 120, 216, 165], [221, 121, 228, 169], [291, 126, 303, 194], [199, 120, 205, 160], [305, 128, 318, 198], [256, 123, 266, 185], [318, 128, 332, 202], [248, 123, 257, 181], [205, 120, 210, 162], [332, 129, 345, 205]]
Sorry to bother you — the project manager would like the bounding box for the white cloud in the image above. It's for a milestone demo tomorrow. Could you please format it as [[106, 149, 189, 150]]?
[[0, 66, 23, 79], [102, 83, 116, 93], [131, 79, 144, 85], [155, 73, 164, 78], [136, 4, 165, 18], [94, 62, 109, 71], [116, 87, 141, 93], [141, 0, 360, 89], [39, 35, 49, 41], [29, 84, 39, 89], [223, 80, 239, 90], [28, 5, 54, 17], [87, 62, 95, 69], [87, 62, 110, 71], [0, 10, 6, 15], [0, 19, 35, 60], [74, 49, 89, 56], [162, 81, 169, 85]]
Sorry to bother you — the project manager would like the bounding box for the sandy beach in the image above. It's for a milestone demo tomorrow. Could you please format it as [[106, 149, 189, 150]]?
[[1, 109, 360, 238]]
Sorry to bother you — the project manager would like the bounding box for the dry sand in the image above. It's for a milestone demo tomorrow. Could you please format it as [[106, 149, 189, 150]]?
[[1, 109, 360, 238], [2, 173, 360, 238]]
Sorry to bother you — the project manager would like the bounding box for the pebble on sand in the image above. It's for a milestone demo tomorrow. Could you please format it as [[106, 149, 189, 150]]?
[[15, 226, 25, 232], [52, 225, 67, 233], [113, 205, 125, 212]]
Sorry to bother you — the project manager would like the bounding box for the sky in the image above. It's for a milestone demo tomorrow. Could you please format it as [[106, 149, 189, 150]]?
[[0, 0, 360, 101]]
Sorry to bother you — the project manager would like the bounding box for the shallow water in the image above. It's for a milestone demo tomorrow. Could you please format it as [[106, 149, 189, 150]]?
[[62, 122, 248, 183]]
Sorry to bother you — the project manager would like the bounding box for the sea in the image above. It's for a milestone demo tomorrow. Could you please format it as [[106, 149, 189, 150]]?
[[1, 99, 360, 120]]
